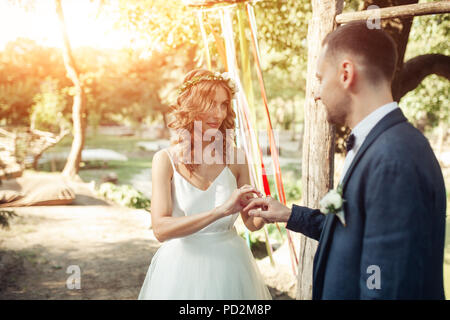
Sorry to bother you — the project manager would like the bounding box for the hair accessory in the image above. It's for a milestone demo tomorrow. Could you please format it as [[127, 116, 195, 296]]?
[[178, 72, 239, 99]]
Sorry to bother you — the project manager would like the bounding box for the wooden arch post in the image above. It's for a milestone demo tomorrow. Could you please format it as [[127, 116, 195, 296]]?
[[297, 0, 343, 300]]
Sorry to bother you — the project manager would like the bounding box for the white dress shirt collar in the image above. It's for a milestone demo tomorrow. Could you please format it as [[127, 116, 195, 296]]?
[[350, 101, 399, 152]]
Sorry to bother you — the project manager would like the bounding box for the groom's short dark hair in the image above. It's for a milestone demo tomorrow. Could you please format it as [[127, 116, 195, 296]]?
[[322, 21, 398, 83]]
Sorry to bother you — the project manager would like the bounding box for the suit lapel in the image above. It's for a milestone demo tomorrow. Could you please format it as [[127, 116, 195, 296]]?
[[312, 107, 407, 299], [340, 108, 407, 191]]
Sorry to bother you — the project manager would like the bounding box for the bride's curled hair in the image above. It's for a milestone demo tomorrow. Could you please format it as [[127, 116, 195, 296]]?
[[167, 69, 237, 176]]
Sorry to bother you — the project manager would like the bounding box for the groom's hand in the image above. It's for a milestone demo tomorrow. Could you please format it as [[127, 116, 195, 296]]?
[[242, 196, 291, 223]]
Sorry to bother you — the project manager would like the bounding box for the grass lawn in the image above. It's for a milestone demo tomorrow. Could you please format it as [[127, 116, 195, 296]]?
[[41, 134, 155, 185], [78, 158, 152, 185], [49, 134, 156, 154]]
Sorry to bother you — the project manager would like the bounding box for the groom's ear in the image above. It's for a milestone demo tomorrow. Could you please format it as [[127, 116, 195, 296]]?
[[339, 59, 356, 89]]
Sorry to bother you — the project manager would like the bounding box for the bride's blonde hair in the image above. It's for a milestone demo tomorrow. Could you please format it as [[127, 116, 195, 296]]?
[[167, 69, 236, 176]]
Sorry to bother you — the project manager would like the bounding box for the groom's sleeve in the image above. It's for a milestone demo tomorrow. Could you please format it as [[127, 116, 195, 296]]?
[[359, 160, 428, 299], [286, 205, 325, 241]]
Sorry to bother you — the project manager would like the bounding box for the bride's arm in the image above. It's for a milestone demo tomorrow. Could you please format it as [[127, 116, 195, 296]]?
[[150, 150, 258, 242], [237, 149, 266, 232]]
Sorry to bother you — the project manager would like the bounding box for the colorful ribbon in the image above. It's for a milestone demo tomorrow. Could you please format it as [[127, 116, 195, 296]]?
[[246, 2, 299, 274], [197, 11, 212, 71], [221, 7, 276, 265], [194, 3, 300, 274]]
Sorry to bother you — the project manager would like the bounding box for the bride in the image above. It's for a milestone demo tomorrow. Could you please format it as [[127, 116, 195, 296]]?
[[138, 69, 272, 300]]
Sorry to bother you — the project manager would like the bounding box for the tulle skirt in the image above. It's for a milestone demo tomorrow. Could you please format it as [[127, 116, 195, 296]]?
[[138, 228, 272, 300]]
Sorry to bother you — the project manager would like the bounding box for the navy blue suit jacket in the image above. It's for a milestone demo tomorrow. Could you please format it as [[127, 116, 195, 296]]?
[[287, 108, 447, 299]]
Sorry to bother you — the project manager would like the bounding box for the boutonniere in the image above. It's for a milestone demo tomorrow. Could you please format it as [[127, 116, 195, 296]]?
[[319, 185, 346, 226]]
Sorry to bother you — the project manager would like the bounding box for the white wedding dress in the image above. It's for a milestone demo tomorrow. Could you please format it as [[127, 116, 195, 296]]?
[[138, 149, 272, 300]]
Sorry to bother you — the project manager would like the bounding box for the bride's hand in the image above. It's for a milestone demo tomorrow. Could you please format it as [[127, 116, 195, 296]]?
[[219, 185, 263, 216]]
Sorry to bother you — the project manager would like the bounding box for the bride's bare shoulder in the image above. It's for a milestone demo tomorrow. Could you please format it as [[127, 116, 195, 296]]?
[[233, 146, 248, 165], [152, 148, 174, 175], [228, 146, 248, 174]]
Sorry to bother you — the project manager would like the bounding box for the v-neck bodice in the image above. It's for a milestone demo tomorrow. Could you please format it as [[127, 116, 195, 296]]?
[[172, 165, 229, 193], [163, 149, 239, 233]]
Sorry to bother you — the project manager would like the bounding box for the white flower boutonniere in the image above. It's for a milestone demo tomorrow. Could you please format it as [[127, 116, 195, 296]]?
[[319, 185, 346, 226]]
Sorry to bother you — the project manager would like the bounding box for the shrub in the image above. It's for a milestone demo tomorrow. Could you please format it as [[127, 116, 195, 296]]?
[[0, 210, 17, 229], [97, 182, 150, 209]]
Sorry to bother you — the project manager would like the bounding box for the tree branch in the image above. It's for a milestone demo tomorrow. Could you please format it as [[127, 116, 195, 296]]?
[[395, 53, 450, 100], [336, 1, 450, 24]]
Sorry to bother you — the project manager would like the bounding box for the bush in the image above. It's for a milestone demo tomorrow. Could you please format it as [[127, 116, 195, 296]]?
[[266, 174, 302, 202], [285, 179, 302, 202], [0, 210, 17, 229], [239, 223, 287, 249], [97, 182, 150, 209]]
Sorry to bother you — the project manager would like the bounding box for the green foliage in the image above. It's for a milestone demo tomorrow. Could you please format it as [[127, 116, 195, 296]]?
[[254, 0, 311, 64], [0, 38, 67, 125], [97, 182, 150, 209], [238, 222, 287, 250], [405, 2, 449, 59], [251, 1, 311, 128], [76, 46, 192, 126], [0, 1, 314, 131], [400, 12, 450, 131], [30, 78, 71, 132], [0, 78, 38, 126], [0, 42, 190, 127], [285, 178, 302, 203], [266, 223, 287, 244], [240, 228, 260, 248], [266, 163, 302, 203], [2, 0, 446, 137], [111, 0, 312, 130], [401, 74, 450, 130], [115, 0, 201, 52], [0, 38, 65, 84], [0, 210, 18, 229], [270, 95, 304, 130]]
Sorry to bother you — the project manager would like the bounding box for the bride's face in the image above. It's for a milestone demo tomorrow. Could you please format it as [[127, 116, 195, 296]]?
[[197, 86, 230, 133]]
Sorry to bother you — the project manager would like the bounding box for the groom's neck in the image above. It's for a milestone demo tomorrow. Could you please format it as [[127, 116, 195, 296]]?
[[346, 82, 394, 129]]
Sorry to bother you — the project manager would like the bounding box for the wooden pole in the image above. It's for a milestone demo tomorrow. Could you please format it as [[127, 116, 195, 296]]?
[[297, 0, 343, 300], [336, 1, 450, 24]]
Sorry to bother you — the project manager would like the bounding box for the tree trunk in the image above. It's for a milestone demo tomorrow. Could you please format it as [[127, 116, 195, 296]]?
[[297, 0, 343, 300], [55, 0, 87, 180]]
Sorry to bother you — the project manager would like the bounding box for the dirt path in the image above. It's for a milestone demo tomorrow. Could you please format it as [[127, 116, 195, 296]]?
[[0, 204, 159, 299], [0, 183, 295, 300]]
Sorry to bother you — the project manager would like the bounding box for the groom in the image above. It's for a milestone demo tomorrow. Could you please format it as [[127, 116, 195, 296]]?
[[244, 22, 447, 299]]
